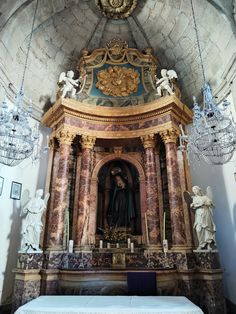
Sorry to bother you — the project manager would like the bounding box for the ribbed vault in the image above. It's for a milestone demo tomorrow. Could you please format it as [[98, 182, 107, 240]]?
[[0, 0, 235, 117]]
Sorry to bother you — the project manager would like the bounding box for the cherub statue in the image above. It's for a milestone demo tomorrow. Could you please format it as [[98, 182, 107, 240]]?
[[20, 189, 50, 253], [58, 70, 80, 98], [184, 186, 216, 251], [155, 69, 178, 97]]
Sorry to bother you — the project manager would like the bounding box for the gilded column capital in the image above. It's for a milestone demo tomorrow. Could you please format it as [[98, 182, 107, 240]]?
[[55, 126, 77, 146], [159, 128, 179, 144], [81, 135, 96, 149], [141, 134, 156, 149]]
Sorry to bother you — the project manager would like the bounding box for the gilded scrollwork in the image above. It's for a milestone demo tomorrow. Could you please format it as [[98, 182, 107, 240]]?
[[141, 134, 156, 149], [96, 65, 140, 97], [55, 126, 77, 145], [159, 128, 180, 144], [96, 0, 137, 19], [81, 135, 96, 149]]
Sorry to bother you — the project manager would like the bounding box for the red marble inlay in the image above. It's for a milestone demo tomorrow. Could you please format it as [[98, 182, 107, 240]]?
[[75, 147, 93, 246], [165, 142, 187, 245], [143, 147, 161, 245], [46, 144, 71, 248]]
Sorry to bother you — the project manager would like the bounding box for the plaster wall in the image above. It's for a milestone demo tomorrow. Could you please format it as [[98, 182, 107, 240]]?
[[0, 114, 50, 304], [190, 92, 236, 304]]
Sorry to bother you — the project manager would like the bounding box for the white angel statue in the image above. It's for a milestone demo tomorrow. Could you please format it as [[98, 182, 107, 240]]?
[[20, 189, 50, 253], [155, 69, 178, 97], [58, 70, 80, 98], [184, 186, 216, 250]]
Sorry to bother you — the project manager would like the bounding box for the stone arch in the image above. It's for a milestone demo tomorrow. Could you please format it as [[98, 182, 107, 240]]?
[[91, 154, 145, 181], [88, 154, 147, 244]]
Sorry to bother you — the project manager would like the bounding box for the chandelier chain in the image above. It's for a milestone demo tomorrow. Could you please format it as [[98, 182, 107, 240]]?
[[20, 0, 39, 92], [190, 0, 206, 85]]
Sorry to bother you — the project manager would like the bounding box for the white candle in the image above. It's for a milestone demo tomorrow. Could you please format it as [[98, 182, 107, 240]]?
[[68, 240, 74, 253], [144, 213, 149, 245], [163, 239, 168, 253], [127, 238, 131, 249], [163, 212, 166, 241], [131, 242, 134, 253], [107, 242, 110, 249], [99, 240, 103, 249], [116, 243, 119, 248]]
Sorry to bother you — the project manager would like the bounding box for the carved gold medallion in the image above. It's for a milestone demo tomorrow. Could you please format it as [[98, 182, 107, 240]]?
[[96, 66, 140, 97], [96, 0, 137, 19]]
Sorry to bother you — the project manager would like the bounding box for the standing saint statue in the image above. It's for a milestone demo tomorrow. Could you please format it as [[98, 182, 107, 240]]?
[[106, 168, 135, 228], [20, 189, 50, 253], [184, 186, 216, 250]]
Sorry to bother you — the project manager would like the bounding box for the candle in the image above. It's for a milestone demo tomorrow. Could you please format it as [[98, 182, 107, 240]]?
[[131, 242, 134, 253], [144, 213, 149, 245], [116, 243, 119, 248], [99, 240, 103, 249], [163, 239, 168, 253], [127, 238, 131, 249], [163, 211, 166, 241], [68, 240, 74, 253], [107, 242, 110, 249]]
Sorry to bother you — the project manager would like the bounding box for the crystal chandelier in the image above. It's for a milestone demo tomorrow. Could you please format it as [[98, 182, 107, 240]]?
[[0, 0, 39, 167], [179, 0, 236, 165]]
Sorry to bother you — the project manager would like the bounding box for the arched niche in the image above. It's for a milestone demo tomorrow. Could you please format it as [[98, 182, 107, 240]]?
[[96, 159, 141, 235], [88, 154, 147, 244]]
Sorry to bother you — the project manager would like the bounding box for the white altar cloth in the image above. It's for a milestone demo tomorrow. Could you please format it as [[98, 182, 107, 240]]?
[[15, 296, 204, 314]]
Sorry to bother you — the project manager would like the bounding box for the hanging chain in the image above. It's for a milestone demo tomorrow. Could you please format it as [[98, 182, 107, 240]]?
[[20, 0, 39, 92], [190, 0, 206, 85]]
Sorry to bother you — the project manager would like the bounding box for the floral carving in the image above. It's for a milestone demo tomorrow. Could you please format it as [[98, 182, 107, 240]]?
[[96, 0, 137, 19], [96, 66, 140, 97]]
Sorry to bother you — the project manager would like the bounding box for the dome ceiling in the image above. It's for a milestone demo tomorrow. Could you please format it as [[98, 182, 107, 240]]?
[[0, 0, 235, 118]]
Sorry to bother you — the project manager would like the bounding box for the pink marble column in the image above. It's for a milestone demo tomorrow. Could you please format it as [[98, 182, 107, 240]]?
[[160, 129, 187, 247], [45, 128, 76, 250], [141, 135, 161, 246], [75, 135, 96, 248], [177, 150, 194, 247]]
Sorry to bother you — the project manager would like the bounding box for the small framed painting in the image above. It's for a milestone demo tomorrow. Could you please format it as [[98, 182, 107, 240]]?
[[0, 176, 4, 196], [10, 181, 22, 200]]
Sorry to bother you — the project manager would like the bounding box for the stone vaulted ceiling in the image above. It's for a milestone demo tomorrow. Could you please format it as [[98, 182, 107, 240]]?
[[0, 0, 236, 118]]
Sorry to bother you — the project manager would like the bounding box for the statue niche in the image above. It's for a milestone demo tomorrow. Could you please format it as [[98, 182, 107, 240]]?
[[96, 160, 141, 235]]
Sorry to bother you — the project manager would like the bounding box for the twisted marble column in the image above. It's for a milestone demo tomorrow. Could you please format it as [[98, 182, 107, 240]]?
[[160, 128, 187, 246], [141, 135, 161, 246], [75, 135, 96, 248], [45, 127, 76, 250]]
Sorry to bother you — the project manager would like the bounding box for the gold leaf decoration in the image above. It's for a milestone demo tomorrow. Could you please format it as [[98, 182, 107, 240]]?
[[96, 0, 137, 19], [96, 66, 140, 97]]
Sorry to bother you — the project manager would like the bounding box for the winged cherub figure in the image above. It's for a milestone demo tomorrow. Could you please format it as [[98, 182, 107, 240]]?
[[184, 186, 216, 250], [155, 69, 178, 96], [58, 70, 80, 98]]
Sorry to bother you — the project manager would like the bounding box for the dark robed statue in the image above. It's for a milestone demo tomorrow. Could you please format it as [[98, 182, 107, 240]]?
[[106, 168, 135, 228]]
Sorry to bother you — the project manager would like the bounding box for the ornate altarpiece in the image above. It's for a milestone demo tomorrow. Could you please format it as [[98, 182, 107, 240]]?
[[12, 41, 226, 314]]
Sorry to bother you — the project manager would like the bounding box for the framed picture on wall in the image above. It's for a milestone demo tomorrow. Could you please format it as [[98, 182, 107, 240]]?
[[10, 181, 22, 200], [0, 176, 4, 196]]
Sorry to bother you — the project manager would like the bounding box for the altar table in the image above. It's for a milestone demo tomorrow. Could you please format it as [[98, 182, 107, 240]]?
[[15, 296, 204, 314]]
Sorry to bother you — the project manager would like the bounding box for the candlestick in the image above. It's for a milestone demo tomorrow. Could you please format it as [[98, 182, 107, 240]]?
[[68, 240, 74, 253], [163, 239, 168, 253], [131, 242, 134, 253], [144, 213, 149, 245], [163, 211, 166, 241], [99, 240, 103, 249], [116, 243, 119, 248], [127, 238, 131, 249], [107, 242, 110, 249]]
